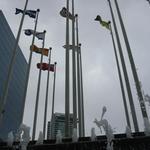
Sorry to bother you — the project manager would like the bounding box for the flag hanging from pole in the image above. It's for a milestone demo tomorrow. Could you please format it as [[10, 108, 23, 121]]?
[[30, 45, 49, 56], [63, 45, 79, 50], [37, 63, 55, 71], [60, 7, 74, 20], [24, 29, 46, 40], [15, 8, 37, 18], [35, 31, 46, 40], [24, 29, 34, 36], [95, 15, 111, 30]]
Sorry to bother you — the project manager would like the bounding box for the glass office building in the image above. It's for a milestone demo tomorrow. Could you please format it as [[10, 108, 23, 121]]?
[[47, 113, 73, 139], [0, 10, 27, 140]]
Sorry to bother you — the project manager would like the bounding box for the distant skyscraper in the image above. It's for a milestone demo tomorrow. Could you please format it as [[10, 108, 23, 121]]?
[[47, 113, 73, 139], [47, 121, 51, 139], [0, 10, 27, 140]]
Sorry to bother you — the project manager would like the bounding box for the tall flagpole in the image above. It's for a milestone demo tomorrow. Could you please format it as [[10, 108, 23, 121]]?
[[50, 62, 57, 139], [21, 9, 40, 123], [0, 0, 29, 121], [75, 14, 82, 137], [43, 48, 52, 139], [107, 0, 139, 132], [79, 44, 85, 137], [72, 0, 77, 130], [32, 30, 46, 140], [94, 15, 131, 128], [109, 23, 131, 128], [75, 14, 85, 136], [114, 0, 148, 120], [65, 0, 70, 137]]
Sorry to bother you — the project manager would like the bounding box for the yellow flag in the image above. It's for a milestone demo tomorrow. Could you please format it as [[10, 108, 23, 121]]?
[[30, 45, 49, 56], [95, 15, 110, 30], [40, 48, 49, 56], [100, 20, 111, 30]]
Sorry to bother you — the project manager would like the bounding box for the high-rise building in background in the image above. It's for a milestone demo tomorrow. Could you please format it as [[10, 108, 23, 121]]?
[[47, 121, 51, 139], [0, 10, 27, 140], [47, 113, 73, 139]]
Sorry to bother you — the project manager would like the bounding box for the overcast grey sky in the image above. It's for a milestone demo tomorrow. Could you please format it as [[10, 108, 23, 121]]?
[[1, 0, 150, 138]]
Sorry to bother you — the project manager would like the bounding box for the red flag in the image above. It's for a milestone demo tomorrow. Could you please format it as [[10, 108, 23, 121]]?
[[48, 64, 55, 72], [37, 63, 54, 72]]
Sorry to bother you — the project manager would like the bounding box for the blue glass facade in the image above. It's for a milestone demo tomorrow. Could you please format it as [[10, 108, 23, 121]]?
[[0, 10, 27, 140]]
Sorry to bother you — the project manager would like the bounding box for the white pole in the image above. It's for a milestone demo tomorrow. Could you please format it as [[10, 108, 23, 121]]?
[[72, 0, 77, 130], [50, 62, 57, 139], [75, 14, 82, 137], [0, 0, 29, 122], [109, 23, 131, 128], [107, 0, 139, 132], [21, 9, 40, 123], [43, 48, 52, 139], [114, 0, 148, 120], [65, 0, 70, 137], [32, 30, 46, 140], [79, 44, 85, 137]]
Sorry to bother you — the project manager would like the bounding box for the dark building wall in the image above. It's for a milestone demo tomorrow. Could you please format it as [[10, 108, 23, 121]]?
[[0, 10, 27, 140]]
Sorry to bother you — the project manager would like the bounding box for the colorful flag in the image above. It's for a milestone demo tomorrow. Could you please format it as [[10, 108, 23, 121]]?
[[95, 15, 110, 30], [15, 8, 37, 18], [24, 29, 46, 40], [30, 45, 49, 56], [37, 63, 54, 71], [60, 7, 74, 20]]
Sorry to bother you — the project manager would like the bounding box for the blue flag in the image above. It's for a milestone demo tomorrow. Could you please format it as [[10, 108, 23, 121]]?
[[15, 8, 37, 18]]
